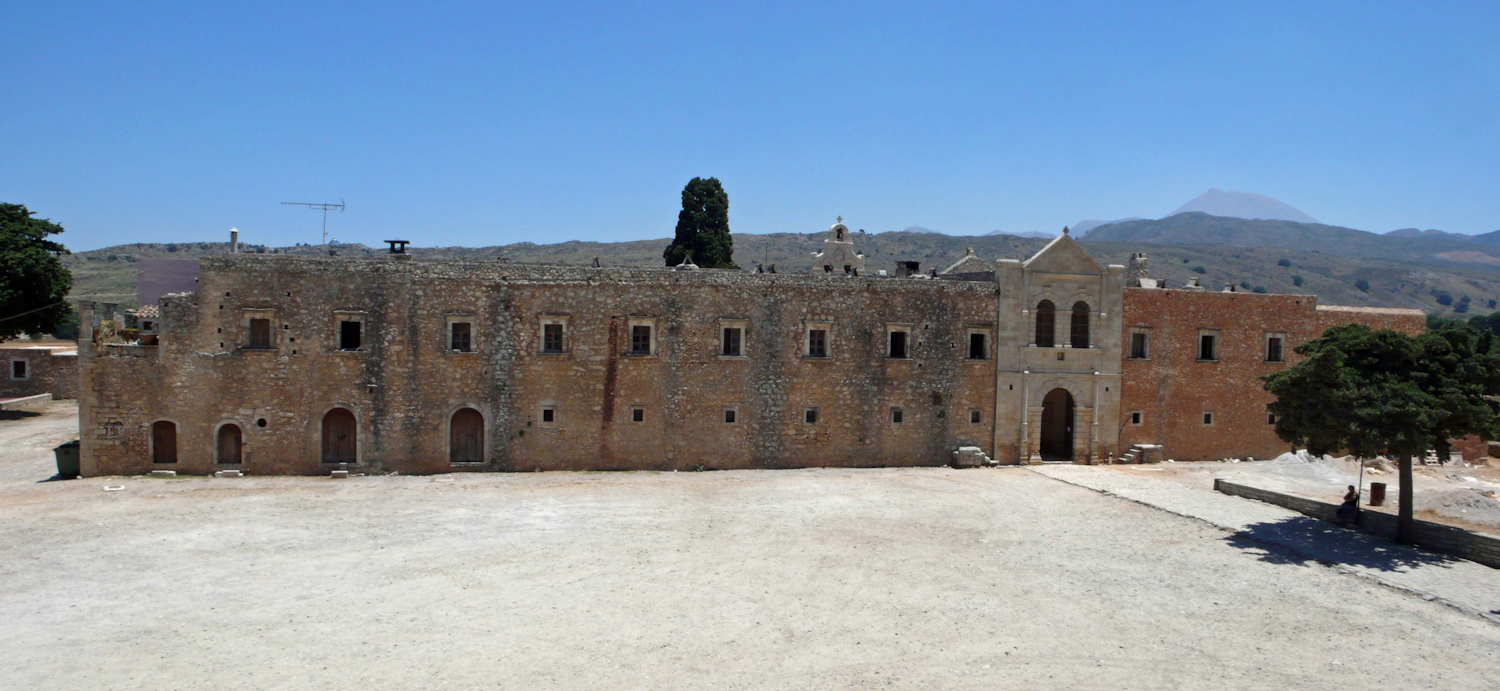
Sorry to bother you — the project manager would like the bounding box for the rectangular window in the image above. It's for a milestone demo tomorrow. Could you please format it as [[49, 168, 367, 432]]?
[[1267, 412, 1278, 425], [804, 407, 819, 425], [888, 330, 908, 359], [1130, 411, 1143, 426], [1202, 411, 1215, 426], [890, 407, 904, 424], [968, 332, 988, 360], [1198, 332, 1218, 361], [723, 408, 737, 424], [10, 360, 27, 380], [722, 326, 742, 356], [969, 408, 982, 424], [1265, 334, 1284, 363], [631, 325, 652, 355], [450, 322, 472, 352], [543, 323, 564, 353], [247, 318, 272, 349], [540, 406, 556, 424], [340, 320, 363, 351], [631, 407, 644, 423], [1129, 332, 1149, 359], [807, 329, 828, 358]]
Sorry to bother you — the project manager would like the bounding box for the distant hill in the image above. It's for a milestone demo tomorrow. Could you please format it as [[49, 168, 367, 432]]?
[[1085, 212, 1500, 265], [1386, 228, 1471, 242], [1170, 188, 1318, 224], [1072, 218, 1144, 237], [984, 230, 1056, 239]]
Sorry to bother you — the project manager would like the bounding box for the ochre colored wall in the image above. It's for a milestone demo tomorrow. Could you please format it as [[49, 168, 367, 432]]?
[[1118, 289, 1424, 461], [1, 346, 78, 400]]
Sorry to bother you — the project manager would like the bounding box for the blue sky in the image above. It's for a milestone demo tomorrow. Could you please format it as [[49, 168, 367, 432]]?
[[5, 1, 1497, 251]]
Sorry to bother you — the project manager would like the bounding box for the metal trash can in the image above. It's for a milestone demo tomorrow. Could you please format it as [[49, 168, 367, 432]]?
[[1369, 482, 1386, 507], [54, 440, 80, 479]]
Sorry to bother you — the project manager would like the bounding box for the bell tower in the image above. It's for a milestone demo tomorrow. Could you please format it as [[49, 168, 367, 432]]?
[[810, 217, 866, 275]]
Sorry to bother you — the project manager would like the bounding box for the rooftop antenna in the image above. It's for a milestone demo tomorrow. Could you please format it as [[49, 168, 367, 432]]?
[[281, 199, 345, 247]]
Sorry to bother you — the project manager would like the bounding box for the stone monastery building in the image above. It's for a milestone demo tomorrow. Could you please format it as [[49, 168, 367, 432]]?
[[76, 222, 1423, 476]]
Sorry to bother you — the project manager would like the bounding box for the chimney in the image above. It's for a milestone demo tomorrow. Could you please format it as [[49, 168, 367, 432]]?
[[1128, 253, 1148, 285], [229, 228, 239, 253]]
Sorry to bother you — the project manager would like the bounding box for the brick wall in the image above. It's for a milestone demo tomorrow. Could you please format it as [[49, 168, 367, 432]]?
[[80, 257, 1004, 476], [1, 346, 78, 400], [1214, 479, 1500, 569], [1119, 289, 1424, 461]]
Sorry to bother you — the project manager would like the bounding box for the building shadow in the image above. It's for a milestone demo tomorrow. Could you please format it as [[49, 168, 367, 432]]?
[[0, 410, 44, 421], [1223, 515, 1461, 572], [36, 474, 77, 483]]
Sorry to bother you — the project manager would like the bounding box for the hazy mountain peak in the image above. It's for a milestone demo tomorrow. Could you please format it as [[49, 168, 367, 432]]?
[[1170, 189, 1318, 224], [1072, 218, 1145, 237]]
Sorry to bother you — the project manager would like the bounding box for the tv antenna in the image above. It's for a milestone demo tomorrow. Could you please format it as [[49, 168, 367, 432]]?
[[281, 199, 345, 246]]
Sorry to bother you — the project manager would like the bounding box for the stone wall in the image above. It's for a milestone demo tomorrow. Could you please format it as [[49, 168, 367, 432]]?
[[1, 346, 78, 400], [1119, 290, 1425, 461], [80, 257, 1003, 476]]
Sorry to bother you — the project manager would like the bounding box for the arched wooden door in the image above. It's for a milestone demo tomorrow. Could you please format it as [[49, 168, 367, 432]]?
[[1039, 389, 1075, 462], [321, 408, 357, 465], [152, 421, 177, 464], [217, 424, 243, 464], [449, 408, 485, 463]]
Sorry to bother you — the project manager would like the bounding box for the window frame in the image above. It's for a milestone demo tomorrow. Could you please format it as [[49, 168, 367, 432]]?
[[886, 324, 913, 360], [1128, 329, 1150, 360], [1264, 332, 1286, 363], [723, 407, 739, 425], [1197, 329, 1219, 362], [1034, 300, 1057, 348], [966, 328, 992, 361], [538, 404, 558, 427], [626, 317, 657, 357], [630, 406, 645, 423], [9, 358, 28, 381], [1069, 301, 1091, 349], [333, 311, 367, 353], [539, 315, 570, 355], [719, 319, 748, 358], [969, 408, 982, 425], [241, 309, 277, 351], [1129, 410, 1144, 426], [890, 407, 905, 425], [446, 315, 476, 354], [1201, 411, 1215, 426], [803, 407, 819, 425], [803, 321, 833, 359]]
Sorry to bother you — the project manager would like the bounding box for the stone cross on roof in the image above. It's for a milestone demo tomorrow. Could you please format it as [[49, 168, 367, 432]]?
[[836, 216, 842, 224]]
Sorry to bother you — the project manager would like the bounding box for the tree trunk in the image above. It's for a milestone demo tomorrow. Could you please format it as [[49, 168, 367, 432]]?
[[1398, 453, 1415, 544]]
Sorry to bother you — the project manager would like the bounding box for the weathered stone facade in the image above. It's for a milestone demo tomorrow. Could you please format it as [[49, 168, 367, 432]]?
[[1, 345, 78, 400], [75, 235, 1427, 476], [1118, 289, 1425, 461]]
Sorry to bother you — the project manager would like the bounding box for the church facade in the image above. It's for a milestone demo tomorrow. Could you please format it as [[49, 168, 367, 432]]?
[[74, 225, 1422, 476]]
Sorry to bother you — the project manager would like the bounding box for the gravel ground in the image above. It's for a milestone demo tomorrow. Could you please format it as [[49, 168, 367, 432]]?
[[1, 406, 1498, 690]]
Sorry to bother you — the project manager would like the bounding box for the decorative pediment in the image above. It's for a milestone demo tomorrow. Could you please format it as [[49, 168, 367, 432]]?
[[1022, 232, 1103, 275], [941, 249, 992, 275]]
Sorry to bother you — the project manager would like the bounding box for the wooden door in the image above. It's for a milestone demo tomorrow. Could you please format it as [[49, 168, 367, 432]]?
[[449, 408, 484, 463], [321, 408, 357, 464], [217, 424, 242, 464], [152, 421, 177, 464]]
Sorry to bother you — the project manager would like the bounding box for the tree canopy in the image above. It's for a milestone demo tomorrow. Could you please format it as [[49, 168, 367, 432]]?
[[0, 204, 72, 341], [663, 177, 736, 269], [1264, 323, 1500, 541]]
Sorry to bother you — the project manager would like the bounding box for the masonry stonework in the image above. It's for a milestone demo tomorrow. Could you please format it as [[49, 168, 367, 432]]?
[[1, 346, 78, 400]]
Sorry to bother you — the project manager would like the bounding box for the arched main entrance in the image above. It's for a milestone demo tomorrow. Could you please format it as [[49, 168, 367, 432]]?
[[1039, 389, 1074, 462], [217, 423, 243, 464], [449, 408, 485, 463], [321, 408, 358, 465]]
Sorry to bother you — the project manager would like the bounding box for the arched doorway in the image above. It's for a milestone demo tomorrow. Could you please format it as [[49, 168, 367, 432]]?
[[152, 421, 177, 464], [321, 408, 357, 465], [1039, 389, 1074, 462], [449, 408, 485, 463], [217, 423, 243, 465]]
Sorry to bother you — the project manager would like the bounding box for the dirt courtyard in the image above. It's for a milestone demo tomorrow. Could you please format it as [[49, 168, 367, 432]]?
[[1, 405, 1498, 690]]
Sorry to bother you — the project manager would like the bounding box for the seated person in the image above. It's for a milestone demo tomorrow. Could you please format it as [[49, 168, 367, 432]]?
[[1335, 485, 1360, 525]]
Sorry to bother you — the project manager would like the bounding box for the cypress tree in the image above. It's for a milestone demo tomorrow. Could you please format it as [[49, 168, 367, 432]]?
[[664, 177, 736, 269]]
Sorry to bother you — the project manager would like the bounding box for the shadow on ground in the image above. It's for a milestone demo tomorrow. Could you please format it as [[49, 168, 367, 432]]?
[[1225, 515, 1461, 572], [0, 410, 44, 421]]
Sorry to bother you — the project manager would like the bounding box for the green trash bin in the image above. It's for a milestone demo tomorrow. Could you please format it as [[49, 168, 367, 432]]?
[[54, 440, 80, 479]]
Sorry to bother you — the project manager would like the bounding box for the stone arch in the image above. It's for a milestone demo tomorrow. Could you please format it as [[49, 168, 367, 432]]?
[[150, 419, 179, 465], [1039, 388, 1075, 461], [214, 419, 245, 465], [318, 405, 360, 466], [1034, 300, 1056, 347], [1070, 301, 1090, 349]]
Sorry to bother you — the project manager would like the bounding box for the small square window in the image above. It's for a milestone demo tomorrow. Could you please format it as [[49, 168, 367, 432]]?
[[1056, 352, 1065, 361], [804, 407, 819, 425], [1202, 411, 1215, 426], [540, 406, 556, 424], [1130, 411, 1143, 426], [722, 326, 742, 357], [10, 360, 27, 380], [969, 409, 982, 424], [450, 322, 472, 352], [631, 407, 644, 423], [723, 408, 738, 424], [890, 407, 904, 424]]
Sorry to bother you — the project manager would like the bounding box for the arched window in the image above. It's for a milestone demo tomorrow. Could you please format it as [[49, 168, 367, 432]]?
[[1071, 301, 1090, 349], [1034, 300, 1056, 347], [449, 408, 485, 464]]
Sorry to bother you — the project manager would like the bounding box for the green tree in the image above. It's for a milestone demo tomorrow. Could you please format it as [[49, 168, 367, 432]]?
[[1277, 258, 1291, 267], [1292, 275, 1304, 287], [1265, 324, 1500, 542], [663, 177, 736, 269], [1192, 266, 1206, 274], [1355, 279, 1370, 292], [0, 204, 73, 341]]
